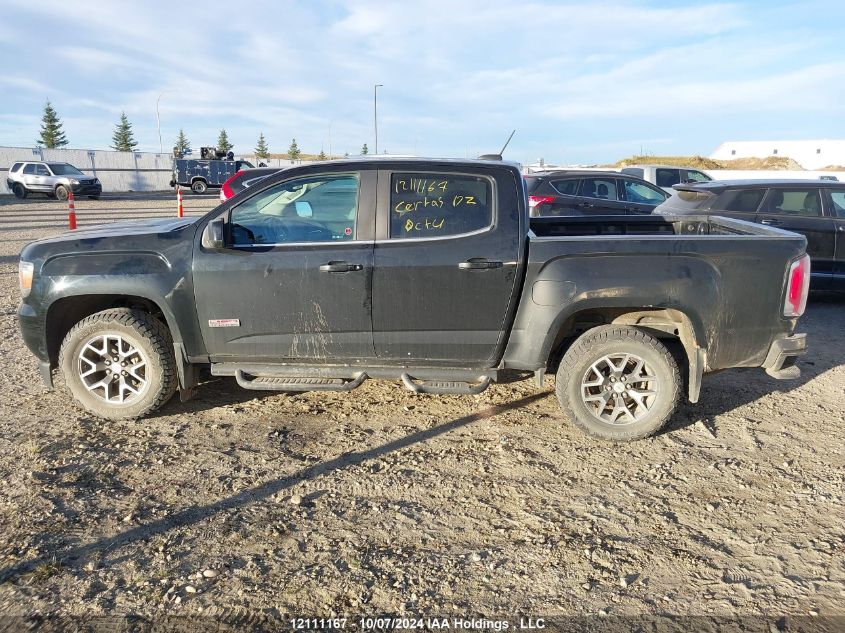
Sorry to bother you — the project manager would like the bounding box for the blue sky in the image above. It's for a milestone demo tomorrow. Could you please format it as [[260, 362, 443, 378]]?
[[2, 0, 843, 164]]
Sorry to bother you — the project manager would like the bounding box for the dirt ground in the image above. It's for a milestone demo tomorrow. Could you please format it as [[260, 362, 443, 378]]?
[[0, 195, 842, 629]]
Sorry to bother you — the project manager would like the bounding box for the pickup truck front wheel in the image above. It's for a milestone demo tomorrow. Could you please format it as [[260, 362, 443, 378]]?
[[556, 325, 680, 442], [59, 309, 178, 420]]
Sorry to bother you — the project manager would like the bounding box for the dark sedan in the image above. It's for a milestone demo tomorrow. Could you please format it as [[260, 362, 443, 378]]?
[[654, 179, 845, 291], [524, 170, 669, 216]]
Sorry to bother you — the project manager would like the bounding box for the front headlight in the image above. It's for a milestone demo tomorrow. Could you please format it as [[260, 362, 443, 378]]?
[[19, 261, 33, 298], [70, 179, 80, 185]]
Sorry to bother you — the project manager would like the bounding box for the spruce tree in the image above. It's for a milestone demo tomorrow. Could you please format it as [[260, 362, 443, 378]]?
[[317, 149, 327, 161], [174, 128, 191, 156], [361, 143, 369, 155], [287, 138, 301, 160], [111, 112, 138, 151], [38, 101, 68, 148], [217, 129, 233, 153], [255, 132, 270, 159]]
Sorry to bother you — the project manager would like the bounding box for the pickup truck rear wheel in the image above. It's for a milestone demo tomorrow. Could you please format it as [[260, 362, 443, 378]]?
[[59, 308, 177, 420], [556, 325, 680, 441]]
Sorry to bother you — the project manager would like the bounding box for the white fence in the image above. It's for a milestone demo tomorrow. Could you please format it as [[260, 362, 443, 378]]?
[[0, 146, 175, 194], [0, 146, 320, 194]]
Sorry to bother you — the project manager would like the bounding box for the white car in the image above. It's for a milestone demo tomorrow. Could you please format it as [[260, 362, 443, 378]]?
[[7, 161, 101, 200], [620, 164, 712, 193]]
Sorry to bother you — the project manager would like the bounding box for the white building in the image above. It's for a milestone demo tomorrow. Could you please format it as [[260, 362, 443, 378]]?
[[710, 140, 845, 170]]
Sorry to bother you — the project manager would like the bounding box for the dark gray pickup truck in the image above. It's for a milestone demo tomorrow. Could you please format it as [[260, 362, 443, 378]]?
[[18, 158, 810, 441]]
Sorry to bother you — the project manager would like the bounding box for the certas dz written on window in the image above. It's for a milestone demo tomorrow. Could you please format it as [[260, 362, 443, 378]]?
[[390, 174, 492, 238]]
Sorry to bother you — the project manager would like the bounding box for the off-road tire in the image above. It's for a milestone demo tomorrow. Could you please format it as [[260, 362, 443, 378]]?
[[55, 185, 69, 201], [191, 180, 207, 194], [59, 308, 177, 420], [12, 183, 27, 199], [556, 325, 681, 442]]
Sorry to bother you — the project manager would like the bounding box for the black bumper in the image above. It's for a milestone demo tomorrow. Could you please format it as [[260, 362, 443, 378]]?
[[762, 333, 807, 379], [18, 302, 53, 388], [71, 183, 102, 196]]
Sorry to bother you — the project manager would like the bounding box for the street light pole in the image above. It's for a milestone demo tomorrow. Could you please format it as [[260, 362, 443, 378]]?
[[374, 84, 383, 155], [156, 90, 177, 155], [156, 92, 164, 154]]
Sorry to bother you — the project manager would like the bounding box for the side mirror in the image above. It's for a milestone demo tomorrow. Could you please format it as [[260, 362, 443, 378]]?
[[295, 201, 313, 218], [202, 218, 225, 249]]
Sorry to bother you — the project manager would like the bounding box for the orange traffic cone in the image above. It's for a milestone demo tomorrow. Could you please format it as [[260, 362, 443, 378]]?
[[68, 190, 77, 230], [177, 185, 183, 218]]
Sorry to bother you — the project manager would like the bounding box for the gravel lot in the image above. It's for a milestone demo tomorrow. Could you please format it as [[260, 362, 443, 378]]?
[[0, 195, 842, 628]]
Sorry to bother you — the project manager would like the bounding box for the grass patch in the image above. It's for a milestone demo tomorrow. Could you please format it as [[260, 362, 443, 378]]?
[[25, 558, 62, 584]]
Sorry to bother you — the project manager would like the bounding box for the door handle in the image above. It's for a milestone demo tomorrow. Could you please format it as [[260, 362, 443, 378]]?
[[319, 261, 363, 273], [459, 259, 503, 270], [760, 219, 783, 226]]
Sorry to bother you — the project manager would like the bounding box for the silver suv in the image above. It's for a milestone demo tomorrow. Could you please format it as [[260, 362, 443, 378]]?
[[6, 161, 102, 200]]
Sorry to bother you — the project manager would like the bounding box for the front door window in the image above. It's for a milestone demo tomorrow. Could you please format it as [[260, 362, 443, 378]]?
[[230, 174, 359, 245]]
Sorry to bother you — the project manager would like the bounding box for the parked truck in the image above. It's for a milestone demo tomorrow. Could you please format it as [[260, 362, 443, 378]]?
[[171, 158, 254, 194], [620, 164, 713, 192], [18, 158, 809, 441]]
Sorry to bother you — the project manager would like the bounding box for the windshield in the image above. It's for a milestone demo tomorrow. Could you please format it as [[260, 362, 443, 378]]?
[[48, 163, 84, 176]]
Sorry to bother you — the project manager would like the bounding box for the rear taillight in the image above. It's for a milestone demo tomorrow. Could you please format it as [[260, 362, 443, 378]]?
[[528, 195, 555, 209], [220, 171, 242, 201], [784, 254, 810, 317]]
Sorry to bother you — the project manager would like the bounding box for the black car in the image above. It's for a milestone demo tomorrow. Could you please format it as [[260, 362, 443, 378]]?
[[524, 170, 670, 216], [654, 179, 845, 291], [219, 167, 280, 201]]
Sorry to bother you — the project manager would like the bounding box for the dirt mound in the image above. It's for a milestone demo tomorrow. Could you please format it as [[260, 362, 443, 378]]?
[[608, 155, 722, 169], [607, 154, 808, 171]]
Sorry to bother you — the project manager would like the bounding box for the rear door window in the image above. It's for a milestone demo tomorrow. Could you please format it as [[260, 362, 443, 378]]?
[[763, 188, 823, 216], [715, 189, 765, 213], [655, 169, 681, 188], [829, 191, 845, 218], [549, 179, 578, 196], [390, 173, 492, 239], [579, 177, 618, 200], [621, 179, 667, 204], [23, 164, 37, 175]]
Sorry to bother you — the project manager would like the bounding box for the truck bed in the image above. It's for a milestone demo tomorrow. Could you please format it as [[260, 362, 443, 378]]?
[[506, 214, 808, 373], [529, 214, 778, 237]]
